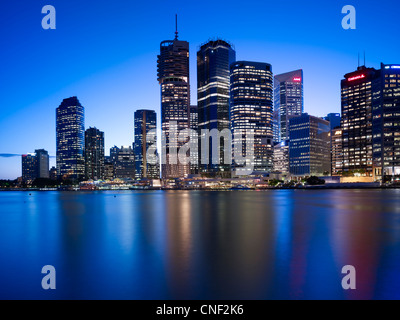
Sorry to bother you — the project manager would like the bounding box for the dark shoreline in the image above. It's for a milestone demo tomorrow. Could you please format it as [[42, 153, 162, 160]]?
[[1, 185, 399, 192]]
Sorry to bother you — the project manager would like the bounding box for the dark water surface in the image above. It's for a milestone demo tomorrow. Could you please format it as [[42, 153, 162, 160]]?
[[0, 189, 400, 299]]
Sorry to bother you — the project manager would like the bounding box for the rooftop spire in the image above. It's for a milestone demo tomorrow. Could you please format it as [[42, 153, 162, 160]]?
[[175, 14, 178, 40], [364, 50, 366, 66]]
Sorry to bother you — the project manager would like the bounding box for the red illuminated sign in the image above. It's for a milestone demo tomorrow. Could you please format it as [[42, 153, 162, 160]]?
[[293, 77, 301, 82], [348, 74, 365, 81]]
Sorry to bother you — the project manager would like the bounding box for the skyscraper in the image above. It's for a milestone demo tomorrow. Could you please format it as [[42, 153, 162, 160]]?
[[372, 63, 400, 179], [273, 140, 289, 173], [84, 127, 105, 180], [112, 146, 135, 179], [341, 66, 377, 177], [341, 63, 400, 180], [157, 19, 190, 179], [134, 109, 159, 179], [274, 70, 304, 142], [56, 96, 85, 180], [289, 113, 331, 176], [197, 39, 236, 177], [21, 153, 37, 182], [35, 149, 49, 178], [230, 61, 274, 175], [272, 109, 280, 144], [331, 127, 343, 176], [189, 105, 199, 175]]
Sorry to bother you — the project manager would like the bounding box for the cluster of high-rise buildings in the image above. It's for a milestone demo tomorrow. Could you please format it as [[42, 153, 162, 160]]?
[[21, 24, 400, 183]]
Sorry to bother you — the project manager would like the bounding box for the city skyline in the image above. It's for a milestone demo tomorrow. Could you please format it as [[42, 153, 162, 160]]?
[[1, 0, 400, 179]]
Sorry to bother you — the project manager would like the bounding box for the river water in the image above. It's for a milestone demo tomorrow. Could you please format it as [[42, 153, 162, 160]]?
[[0, 189, 399, 299]]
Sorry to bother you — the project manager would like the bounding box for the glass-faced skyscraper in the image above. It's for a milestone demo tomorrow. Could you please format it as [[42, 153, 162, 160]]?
[[341, 63, 400, 180], [157, 25, 190, 179], [274, 70, 304, 142], [197, 39, 236, 177], [35, 149, 49, 179], [56, 96, 85, 180], [134, 109, 159, 179], [372, 63, 400, 179], [230, 61, 274, 175], [111, 146, 135, 179], [289, 113, 331, 176], [21, 153, 37, 182], [341, 66, 377, 177], [189, 105, 199, 175], [21, 149, 49, 182], [84, 127, 105, 180]]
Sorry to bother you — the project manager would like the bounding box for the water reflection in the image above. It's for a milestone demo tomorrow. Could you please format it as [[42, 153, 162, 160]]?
[[0, 190, 400, 299]]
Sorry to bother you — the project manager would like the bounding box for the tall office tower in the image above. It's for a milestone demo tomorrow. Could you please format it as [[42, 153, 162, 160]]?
[[84, 127, 105, 180], [21, 153, 37, 182], [341, 66, 378, 177], [289, 113, 331, 176], [189, 105, 199, 174], [274, 70, 304, 141], [273, 140, 289, 173], [157, 21, 190, 179], [331, 127, 343, 176], [56, 96, 85, 180], [230, 61, 274, 175], [372, 63, 400, 179], [272, 109, 280, 144], [197, 39, 236, 177], [324, 113, 341, 130], [134, 109, 159, 179], [35, 149, 49, 178], [113, 146, 135, 179]]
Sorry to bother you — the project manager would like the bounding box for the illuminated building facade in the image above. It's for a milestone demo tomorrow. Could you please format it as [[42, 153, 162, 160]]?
[[372, 63, 400, 179], [341, 66, 378, 177], [289, 113, 331, 176], [104, 159, 114, 180], [189, 105, 199, 174], [273, 140, 289, 173], [230, 61, 274, 174], [134, 109, 159, 179], [331, 127, 343, 176], [274, 70, 304, 142], [56, 96, 85, 180], [49, 166, 57, 180], [35, 149, 49, 179], [197, 39, 236, 177], [21, 153, 37, 182], [272, 109, 280, 144], [21, 149, 49, 182], [157, 27, 190, 179], [112, 146, 135, 179], [84, 127, 105, 180]]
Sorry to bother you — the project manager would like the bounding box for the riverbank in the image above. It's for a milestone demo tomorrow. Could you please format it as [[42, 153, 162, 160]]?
[[1, 182, 399, 191]]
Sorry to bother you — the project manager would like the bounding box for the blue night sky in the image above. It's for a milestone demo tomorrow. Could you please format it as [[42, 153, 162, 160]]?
[[0, 0, 399, 179]]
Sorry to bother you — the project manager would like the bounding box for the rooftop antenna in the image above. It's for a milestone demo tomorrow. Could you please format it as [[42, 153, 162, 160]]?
[[358, 52, 360, 68], [364, 50, 366, 66], [175, 14, 178, 40]]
